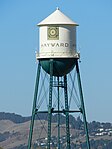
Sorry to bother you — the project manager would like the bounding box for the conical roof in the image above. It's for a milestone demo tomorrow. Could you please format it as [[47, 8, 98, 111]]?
[[38, 8, 78, 26]]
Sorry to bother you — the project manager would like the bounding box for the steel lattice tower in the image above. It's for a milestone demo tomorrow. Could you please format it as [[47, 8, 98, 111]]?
[[28, 8, 90, 149]]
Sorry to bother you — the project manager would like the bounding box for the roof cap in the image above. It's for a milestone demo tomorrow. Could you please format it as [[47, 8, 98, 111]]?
[[38, 8, 78, 26]]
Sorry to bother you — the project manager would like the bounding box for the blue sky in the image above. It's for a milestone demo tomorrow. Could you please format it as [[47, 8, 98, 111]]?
[[0, 0, 112, 122]]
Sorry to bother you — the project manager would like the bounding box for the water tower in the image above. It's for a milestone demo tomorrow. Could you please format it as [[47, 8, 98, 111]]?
[[28, 8, 90, 149]]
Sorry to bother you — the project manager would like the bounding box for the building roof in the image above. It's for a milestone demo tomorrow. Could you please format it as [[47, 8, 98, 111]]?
[[38, 8, 78, 26]]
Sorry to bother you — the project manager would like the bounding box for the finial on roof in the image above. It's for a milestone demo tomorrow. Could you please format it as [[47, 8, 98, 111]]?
[[56, 7, 59, 10]]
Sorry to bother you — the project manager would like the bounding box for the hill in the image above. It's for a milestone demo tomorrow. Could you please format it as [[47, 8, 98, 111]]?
[[0, 112, 30, 124], [0, 112, 112, 149]]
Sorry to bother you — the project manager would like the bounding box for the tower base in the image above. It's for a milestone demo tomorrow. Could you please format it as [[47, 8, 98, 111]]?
[[27, 59, 90, 149]]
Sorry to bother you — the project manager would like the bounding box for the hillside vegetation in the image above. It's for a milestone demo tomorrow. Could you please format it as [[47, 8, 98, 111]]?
[[0, 112, 112, 149]]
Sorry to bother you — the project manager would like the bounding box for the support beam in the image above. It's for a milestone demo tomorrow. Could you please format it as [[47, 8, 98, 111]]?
[[64, 75, 71, 149], [36, 110, 81, 114], [57, 77, 60, 149], [76, 60, 90, 149], [47, 59, 53, 149], [28, 62, 41, 149]]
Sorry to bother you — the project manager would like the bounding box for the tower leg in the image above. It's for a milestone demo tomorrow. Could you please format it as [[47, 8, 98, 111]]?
[[64, 75, 71, 149], [27, 62, 41, 149], [57, 77, 60, 149], [76, 60, 90, 149], [47, 59, 53, 149]]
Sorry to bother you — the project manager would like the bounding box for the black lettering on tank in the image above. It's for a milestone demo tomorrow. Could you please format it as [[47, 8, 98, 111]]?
[[65, 43, 69, 47], [60, 43, 64, 47]]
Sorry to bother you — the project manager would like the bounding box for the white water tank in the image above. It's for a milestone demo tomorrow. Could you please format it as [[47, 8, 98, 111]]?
[[37, 8, 79, 59], [36, 8, 79, 76]]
